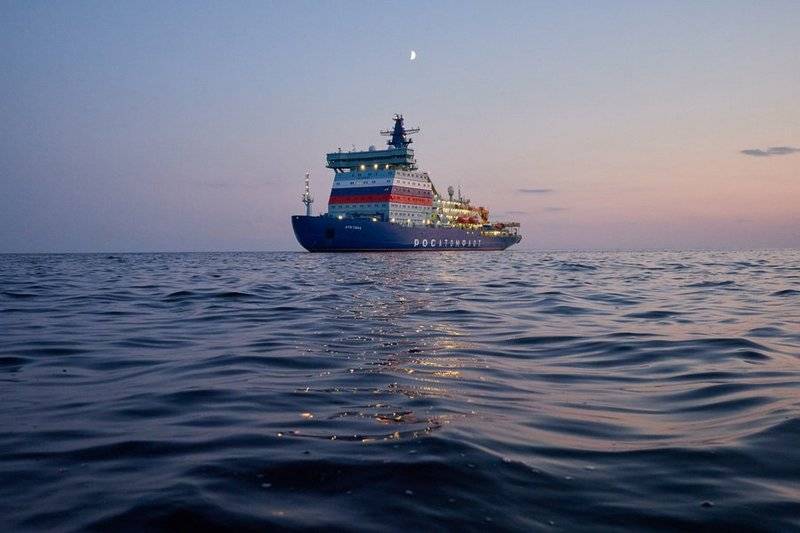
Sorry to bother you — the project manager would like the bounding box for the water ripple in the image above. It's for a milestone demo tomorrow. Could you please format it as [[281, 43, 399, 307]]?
[[1, 250, 799, 531]]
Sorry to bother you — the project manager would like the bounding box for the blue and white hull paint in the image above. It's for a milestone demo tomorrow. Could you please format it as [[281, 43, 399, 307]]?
[[292, 215, 521, 252]]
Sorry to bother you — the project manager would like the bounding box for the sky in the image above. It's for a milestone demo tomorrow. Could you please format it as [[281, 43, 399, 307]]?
[[1, 0, 798, 252]]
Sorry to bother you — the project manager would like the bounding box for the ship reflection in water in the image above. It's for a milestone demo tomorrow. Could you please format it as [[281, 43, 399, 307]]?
[[1, 250, 800, 530], [289, 260, 474, 444]]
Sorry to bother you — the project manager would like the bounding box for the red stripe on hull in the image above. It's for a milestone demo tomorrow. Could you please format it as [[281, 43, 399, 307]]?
[[328, 194, 433, 206]]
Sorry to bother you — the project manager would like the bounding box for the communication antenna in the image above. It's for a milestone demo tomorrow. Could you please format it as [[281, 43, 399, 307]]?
[[302, 172, 313, 216], [380, 114, 420, 148]]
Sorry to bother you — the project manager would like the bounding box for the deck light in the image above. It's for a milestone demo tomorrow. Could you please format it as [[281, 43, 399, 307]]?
[[359, 164, 365, 170]]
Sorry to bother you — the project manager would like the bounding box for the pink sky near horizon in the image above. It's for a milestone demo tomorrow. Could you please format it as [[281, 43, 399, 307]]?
[[1, 1, 798, 252]]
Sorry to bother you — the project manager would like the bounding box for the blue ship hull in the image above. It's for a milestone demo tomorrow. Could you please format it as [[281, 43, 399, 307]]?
[[292, 215, 521, 252]]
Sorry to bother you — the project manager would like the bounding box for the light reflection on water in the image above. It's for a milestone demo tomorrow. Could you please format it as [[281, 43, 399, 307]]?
[[1, 250, 799, 530]]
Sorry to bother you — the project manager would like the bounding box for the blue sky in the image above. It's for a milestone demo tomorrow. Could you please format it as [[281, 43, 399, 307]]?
[[1, 1, 798, 251]]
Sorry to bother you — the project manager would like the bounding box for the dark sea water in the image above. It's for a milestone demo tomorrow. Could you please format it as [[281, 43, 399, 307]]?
[[1, 251, 799, 531]]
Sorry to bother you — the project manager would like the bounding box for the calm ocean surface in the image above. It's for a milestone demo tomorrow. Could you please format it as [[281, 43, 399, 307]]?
[[1, 251, 799, 531]]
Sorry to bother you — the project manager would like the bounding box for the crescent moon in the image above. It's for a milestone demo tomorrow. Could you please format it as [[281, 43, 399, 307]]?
[[410, 50, 416, 61]]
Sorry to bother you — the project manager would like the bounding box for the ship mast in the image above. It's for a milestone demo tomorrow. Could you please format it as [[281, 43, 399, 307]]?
[[301, 172, 313, 216], [380, 114, 420, 148]]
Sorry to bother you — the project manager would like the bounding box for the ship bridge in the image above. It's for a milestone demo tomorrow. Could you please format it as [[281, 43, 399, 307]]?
[[326, 114, 420, 172], [326, 146, 416, 172], [325, 114, 431, 225]]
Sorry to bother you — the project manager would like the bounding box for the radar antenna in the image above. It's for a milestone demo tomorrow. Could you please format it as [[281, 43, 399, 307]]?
[[301, 172, 313, 216], [380, 114, 420, 148]]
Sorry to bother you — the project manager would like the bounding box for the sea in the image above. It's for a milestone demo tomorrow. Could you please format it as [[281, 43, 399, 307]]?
[[1, 250, 799, 531]]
